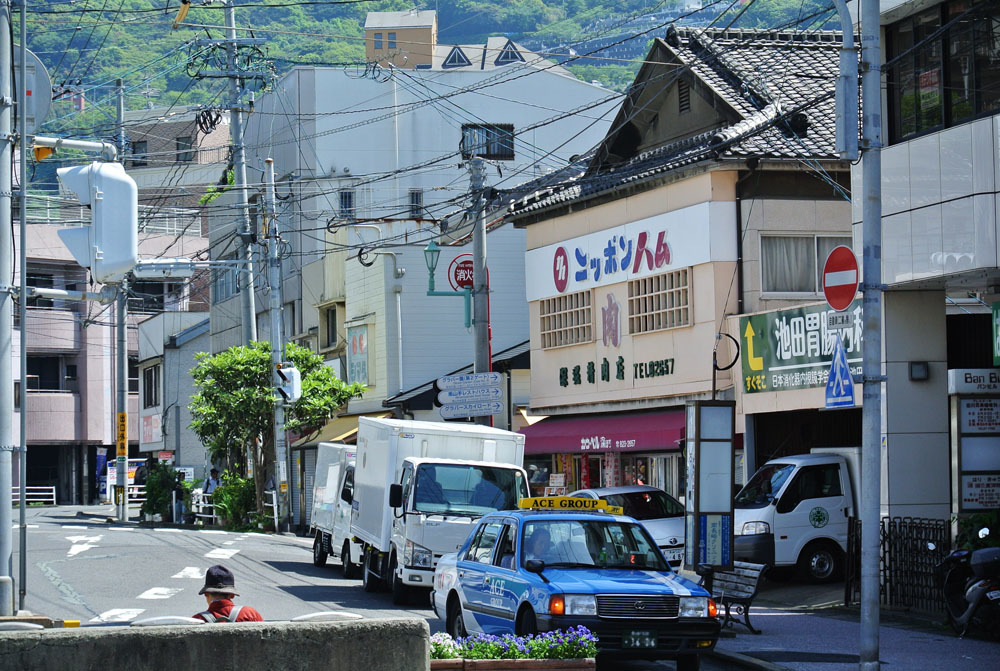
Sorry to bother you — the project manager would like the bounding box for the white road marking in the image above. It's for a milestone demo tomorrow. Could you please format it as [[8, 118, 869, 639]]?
[[198, 530, 227, 535], [107, 527, 134, 531], [205, 548, 240, 560], [90, 608, 144, 623], [172, 567, 204, 579], [223, 541, 234, 545], [153, 528, 182, 533], [66, 535, 103, 557], [137, 587, 184, 600], [62, 525, 89, 530], [11, 524, 38, 529]]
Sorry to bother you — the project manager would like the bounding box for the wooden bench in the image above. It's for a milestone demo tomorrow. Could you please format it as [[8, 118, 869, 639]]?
[[699, 561, 768, 634]]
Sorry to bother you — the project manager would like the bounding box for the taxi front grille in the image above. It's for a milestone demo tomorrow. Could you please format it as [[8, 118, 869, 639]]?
[[596, 595, 680, 618]]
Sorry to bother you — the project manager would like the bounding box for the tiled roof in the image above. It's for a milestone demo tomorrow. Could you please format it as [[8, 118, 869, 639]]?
[[508, 27, 845, 218]]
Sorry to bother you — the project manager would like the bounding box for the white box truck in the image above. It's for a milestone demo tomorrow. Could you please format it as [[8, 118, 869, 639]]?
[[733, 447, 860, 582], [309, 442, 363, 577], [351, 417, 529, 603]]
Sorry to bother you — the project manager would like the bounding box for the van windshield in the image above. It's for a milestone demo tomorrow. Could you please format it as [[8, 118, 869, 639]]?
[[413, 464, 529, 516], [735, 463, 796, 508]]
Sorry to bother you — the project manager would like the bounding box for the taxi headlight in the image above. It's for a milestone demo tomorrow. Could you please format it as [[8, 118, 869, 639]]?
[[404, 540, 433, 568], [679, 596, 708, 618], [563, 594, 597, 616], [739, 521, 770, 536]]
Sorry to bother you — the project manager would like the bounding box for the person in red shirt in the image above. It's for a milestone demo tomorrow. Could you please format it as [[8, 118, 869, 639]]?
[[192, 564, 263, 623]]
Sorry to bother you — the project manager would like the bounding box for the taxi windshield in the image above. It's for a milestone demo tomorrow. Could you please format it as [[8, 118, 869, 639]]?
[[413, 464, 529, 515], [521, 519, 670, 571]]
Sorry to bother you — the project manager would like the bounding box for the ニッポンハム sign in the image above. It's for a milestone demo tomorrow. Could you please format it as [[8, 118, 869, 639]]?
[[518, 496, 624, 515]]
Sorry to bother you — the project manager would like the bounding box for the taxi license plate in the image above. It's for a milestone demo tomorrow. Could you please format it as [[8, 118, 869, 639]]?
[[623, 631, 657, 648]]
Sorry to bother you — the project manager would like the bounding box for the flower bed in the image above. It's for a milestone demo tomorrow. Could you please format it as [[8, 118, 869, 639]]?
[[429, 628, 597, 670]]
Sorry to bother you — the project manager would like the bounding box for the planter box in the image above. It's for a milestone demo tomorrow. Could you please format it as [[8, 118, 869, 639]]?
[[431, 660, 596, 671]]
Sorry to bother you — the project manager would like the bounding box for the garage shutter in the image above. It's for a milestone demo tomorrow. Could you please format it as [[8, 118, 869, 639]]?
[[303, 448, 317, 526]]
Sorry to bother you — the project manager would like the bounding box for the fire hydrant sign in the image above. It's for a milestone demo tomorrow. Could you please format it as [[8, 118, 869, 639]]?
[[448, 253, 474, 291]]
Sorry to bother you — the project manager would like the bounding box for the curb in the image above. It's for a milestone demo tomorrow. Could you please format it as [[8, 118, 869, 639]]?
[[707, 649, 792, 671]]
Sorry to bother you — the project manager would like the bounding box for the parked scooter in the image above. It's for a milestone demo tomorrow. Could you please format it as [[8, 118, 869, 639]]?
[[932, 528, 1000, 637]]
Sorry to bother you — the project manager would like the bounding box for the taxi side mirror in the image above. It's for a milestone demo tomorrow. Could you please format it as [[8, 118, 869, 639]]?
[[389, 483, 403, 509], [524, 559, 545, 574]]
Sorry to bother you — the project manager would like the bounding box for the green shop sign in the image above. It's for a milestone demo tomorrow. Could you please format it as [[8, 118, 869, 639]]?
[[739, 299, 862, 394]]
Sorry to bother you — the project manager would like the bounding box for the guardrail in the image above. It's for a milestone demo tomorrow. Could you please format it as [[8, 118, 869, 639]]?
[[126, 484, 146, 509], [11, 486, 56, 505], [191, 490, 217, 526]]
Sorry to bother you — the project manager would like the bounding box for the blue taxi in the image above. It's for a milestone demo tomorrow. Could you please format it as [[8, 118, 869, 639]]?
[[430, 504, 720, 670]]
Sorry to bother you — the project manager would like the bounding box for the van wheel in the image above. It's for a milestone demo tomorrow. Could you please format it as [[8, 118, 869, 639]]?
[[362, 550, 381, 592], [342, 540, 359, 579], [798, 541, 842, 583], [676, 654, 701, 671], [389, 552, 409, 605], [312, 532, 328, 567]]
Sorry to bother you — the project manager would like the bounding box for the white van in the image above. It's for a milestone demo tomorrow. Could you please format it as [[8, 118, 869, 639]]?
[[734, 447, 859, 582], [309, 442, 363, 577]]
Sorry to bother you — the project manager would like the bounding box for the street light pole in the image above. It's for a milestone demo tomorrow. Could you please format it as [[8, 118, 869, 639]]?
[[469, 158, 491, 425], [264, 158, 288, 530]]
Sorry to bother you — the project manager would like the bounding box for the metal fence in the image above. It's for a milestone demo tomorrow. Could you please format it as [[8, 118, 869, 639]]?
[[845, 516, 950, 614], [11, 486, 56, 505]]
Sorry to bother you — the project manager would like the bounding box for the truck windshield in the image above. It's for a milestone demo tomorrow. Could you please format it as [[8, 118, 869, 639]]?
[[522, 519, 669, 571], [413, 464, 529, 515], [602, 490, 683, 520], [735, 463, 795, 508]]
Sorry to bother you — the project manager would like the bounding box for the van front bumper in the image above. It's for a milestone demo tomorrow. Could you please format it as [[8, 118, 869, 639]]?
[[401, 565, 434, 587], [734, 533, 775, 566]]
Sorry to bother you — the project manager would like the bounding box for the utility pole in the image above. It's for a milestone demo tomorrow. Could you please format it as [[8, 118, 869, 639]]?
[[859, 0, 883, 668], [0, 0, 16, 616], [470, 158, 491, 425], [264, 158, 288, 530], [17, 0, 29, 611], [226, 0, 257, 344], [113, 81, 129, 523]]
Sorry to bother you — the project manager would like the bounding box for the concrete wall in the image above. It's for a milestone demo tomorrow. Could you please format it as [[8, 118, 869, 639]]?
[[0, 618, 429, 671]]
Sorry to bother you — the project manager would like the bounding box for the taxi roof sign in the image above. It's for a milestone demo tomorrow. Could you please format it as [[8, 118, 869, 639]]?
[[518, 496, 624, 516]]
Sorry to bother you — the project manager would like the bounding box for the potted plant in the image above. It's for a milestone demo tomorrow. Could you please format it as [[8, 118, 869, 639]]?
[[430, 627, 598, 670]]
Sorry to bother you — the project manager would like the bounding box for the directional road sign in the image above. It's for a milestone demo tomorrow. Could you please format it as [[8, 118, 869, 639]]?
[[822, 245, 859, 312], [439, 400, 504, 419], [825, 336, 855, 409], [436, 372, 503, 390], [437, 386, 503, 405]]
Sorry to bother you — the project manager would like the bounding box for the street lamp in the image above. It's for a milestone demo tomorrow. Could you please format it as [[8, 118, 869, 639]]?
[[423, 240, 472, 328]]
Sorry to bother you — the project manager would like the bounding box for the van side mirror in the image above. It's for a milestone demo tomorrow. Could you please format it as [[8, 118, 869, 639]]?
[[389, 483, 403, 509]]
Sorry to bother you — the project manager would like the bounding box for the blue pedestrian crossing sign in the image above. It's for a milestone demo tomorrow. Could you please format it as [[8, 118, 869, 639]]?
[[825, 336, 855, 408]]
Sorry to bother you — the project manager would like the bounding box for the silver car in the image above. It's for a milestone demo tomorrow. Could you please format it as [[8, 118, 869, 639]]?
[[568, 486, 685, 567]]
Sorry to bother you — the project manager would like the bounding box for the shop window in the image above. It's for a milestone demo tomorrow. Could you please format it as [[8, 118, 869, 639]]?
[[539, 290, 592, 349], [128, 356, 139, 393], [886, 1, 1000, 144], [761, 235, 851, 294], [628, 269, 689, 334]]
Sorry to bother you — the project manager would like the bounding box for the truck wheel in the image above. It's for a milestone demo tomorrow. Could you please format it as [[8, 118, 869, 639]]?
[[446, 595, 468, 639], [798, 541, 842, 583], [312, 532, 328, 567], [362, 550, 381, 593], [341, 540, 359, 579], [676, 654, 701, 671], [389, 552, 410, 605]]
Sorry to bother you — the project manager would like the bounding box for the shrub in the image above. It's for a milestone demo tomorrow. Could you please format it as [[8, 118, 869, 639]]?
[[211, 470, 256, 530], [140, 462, 175, 518], [430, 627, 598, 660]]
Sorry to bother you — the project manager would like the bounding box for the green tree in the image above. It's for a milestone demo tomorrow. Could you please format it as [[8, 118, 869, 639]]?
[[189, 341, 364, 511]]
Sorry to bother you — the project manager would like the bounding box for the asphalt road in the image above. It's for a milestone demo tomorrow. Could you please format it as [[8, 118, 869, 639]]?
[[10, 505, 731, 670]]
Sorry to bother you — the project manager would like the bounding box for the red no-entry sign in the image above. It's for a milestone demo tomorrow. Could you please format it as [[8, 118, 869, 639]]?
[[823, 245, 859, 312]]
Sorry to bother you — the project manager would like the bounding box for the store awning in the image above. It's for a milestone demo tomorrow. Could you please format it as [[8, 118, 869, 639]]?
[[519, 409, 685, 455], [291, 411, 392, 448]]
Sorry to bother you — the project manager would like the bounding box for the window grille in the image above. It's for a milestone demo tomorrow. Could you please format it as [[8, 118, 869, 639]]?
[[540, 290, 592, 349], [628, 269, 690, 334]]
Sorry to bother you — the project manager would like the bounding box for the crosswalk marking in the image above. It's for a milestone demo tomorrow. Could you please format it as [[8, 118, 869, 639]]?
[[172, 567, 204, 579], [62, 525, 89, 530], [154, 528, 182, 533], [198, 530, 227, 535], [223, 541, 234, 545], [90, 608, 144, 623], [205, 548, 240, 560], [10, 524, 38, 529], [137, 587, 184, 600]]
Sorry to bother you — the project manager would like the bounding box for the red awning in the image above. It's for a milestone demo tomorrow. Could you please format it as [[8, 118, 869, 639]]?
[[519, 409, 685, 455]]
